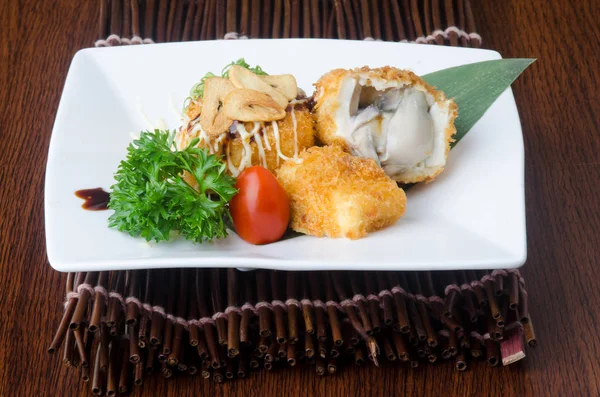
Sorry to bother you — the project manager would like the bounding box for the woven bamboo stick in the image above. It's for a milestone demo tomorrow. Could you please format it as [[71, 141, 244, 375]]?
[[95, 0, 481, 48], [48, 267, 537, 392]]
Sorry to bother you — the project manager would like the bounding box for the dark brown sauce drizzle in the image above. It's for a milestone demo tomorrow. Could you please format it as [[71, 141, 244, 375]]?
[[306, 96, 315, 111], [75, 188, 110, 211], [286, 101, 310, 112]]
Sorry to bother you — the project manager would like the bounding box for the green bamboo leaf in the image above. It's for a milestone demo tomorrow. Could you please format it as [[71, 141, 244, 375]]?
[[422, 58, 536, 146]]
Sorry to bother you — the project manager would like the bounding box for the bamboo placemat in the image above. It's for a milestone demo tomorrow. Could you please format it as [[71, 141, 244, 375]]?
[[95, 0, 481, 46], [48, 1, 539, 395], [50, 269, 536, 393]]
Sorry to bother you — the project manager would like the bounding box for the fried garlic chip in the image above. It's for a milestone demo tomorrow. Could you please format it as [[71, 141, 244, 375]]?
[[223, 89, 286, 122], [228, 65, 289, 108], [200, 77, 235, 136]]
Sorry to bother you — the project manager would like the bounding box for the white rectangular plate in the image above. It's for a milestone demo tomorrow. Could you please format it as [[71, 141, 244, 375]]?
[[45, 39, 526, 272]]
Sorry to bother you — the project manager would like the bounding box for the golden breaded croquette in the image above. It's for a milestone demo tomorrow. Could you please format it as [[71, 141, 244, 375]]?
[[276, 145, 407, 239], [313, 66, 457, 184], [226, 105, 314, 173], [176, 104, 314, 177]]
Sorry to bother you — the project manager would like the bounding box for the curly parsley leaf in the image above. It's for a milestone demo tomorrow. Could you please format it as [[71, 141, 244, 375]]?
[[108, 130, 237, 243]]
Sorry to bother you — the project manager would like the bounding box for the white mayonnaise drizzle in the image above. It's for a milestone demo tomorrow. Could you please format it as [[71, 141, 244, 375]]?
[[179, 121, 221, 155], [197, 125, 211, 148], [291, 108, 298, 157], [289, 98, 309, 105], [253, 124, 268, 168], [226, 122, 263, 176], [226, 143, 236, 175], [237, 123, 253, 172], [262, 125, 272, 151], [187, 122, 208, 149], [213, 133, 226, 154], [272, 121, 292, 166], [179, 102, 307, 175]]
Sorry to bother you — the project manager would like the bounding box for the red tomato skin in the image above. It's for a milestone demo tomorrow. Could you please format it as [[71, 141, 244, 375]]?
[[230, 166, 290, 245]]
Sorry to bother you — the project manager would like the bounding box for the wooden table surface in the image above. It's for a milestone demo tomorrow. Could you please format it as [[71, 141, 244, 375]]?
[[1, 0, 599, 395]]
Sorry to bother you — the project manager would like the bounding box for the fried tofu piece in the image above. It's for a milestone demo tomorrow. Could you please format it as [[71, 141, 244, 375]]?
[[276, 145, 407, 239]]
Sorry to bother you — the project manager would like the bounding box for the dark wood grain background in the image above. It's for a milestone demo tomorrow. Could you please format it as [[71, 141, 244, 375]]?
[[1, 0, 599, 395]]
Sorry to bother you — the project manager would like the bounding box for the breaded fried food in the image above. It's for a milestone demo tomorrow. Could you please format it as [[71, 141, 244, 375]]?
[[177, 60, 314, 177], [313, 66, 457, 184], [226, 105, 314, 173], [176, 103, 314, 177], [276, 145, 407, 239]]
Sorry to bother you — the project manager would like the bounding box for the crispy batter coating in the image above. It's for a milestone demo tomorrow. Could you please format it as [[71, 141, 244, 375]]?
[[185, 100, 202, 121], [227, 105, 314, 173], [177, 104, 314, 176], [276, 145, 407, 239], [313, 66, 458, 184]]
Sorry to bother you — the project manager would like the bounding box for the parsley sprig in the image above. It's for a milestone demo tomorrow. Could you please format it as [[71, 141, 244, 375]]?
[[184, 58, 268, 108], [108, 130, 237, 243]]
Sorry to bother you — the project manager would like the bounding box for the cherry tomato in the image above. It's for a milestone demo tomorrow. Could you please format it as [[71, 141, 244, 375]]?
[[230, 166, 290, 245]]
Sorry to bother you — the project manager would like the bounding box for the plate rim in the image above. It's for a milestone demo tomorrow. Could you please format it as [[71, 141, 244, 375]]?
[[45, 39, 527, 272]]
